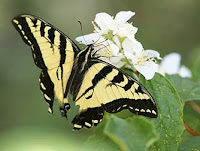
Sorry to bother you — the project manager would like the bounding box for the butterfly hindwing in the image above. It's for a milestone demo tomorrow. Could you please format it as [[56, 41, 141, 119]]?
[[72, 59, 157, 130], [12, 15, 77, 114]]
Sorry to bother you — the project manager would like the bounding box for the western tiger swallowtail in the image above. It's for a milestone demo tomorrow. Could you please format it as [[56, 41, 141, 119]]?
[[12, 14, 157, 130]]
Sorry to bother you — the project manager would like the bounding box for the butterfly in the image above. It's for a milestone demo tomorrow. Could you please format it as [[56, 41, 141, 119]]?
[[12, 14, 158, 130]]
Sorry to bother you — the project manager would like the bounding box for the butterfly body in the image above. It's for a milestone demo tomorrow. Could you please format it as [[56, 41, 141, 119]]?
[[12, 14, 157, 130]]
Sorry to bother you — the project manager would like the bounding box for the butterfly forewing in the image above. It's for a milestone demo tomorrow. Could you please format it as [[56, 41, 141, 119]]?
[[12, 15, 77, 113], [12, 15, 78, 69]]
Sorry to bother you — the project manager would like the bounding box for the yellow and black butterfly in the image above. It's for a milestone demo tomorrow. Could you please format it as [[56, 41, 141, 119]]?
[[12, 14, 157, 130]]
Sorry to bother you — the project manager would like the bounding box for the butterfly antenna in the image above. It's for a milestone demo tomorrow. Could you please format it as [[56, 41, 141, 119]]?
[[92, 43, 109, 57], [78, 21, 87, 45], [93, 39, 108, 47]]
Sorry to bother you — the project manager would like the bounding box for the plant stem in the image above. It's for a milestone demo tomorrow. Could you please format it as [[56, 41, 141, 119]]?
[[183, 121, 200, 136], [187, 101, 200, 114]]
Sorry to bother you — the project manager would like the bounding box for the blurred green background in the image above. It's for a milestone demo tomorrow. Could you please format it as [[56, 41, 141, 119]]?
[[0, 0, 200, 150]]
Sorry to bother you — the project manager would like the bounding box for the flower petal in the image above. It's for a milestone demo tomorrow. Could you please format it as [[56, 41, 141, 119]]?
[[135, 62, 159, 80], [109, 53, 125, 68], [94, 13, 114, 33], [115, 11, 135, 24], [113, 36, 121, 48], [122, 38, 143, 54], [124, 51, 138, 64], [113, 23, 138, 38], [145, 49, 162, 60], [106, 40, 120, 55], [179, 65, 192, 78], [159, 52, 181, 75], [76, 33, 102, 45]]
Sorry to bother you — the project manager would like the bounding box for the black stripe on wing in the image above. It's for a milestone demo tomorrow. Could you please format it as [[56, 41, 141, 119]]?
[[103, 98, 157, 118]]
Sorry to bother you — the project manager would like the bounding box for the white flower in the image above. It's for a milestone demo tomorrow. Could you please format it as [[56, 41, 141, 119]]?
[[159, 52, 192, 78], [179, 65, 192, 78], [75, 33, 103, 45], [122, 38, 161, 80], [76, 11, 161, 80], [93, 11, 138, 40]]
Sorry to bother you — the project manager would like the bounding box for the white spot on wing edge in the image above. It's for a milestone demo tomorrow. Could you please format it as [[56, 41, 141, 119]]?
[[48, 107, 53, 114], [27, 40, 32, 45], [135, 108, 139, 111], [44, 94, 51, 101], [74, 124, 82, 129], [117, 107, 121, 111], [92, 120, 99, 124], [18, 25, 22, 30], [85, 122, 92, 127], [40, 82, 46, 90], [152, 110, 157, 115], [21, 30, 25, 35], [33, 53, 36, 59], [24, 35, 28, 40], [140, 109, 145, 112], [146, 109, 151, 113], [13, 19, 19, 24]]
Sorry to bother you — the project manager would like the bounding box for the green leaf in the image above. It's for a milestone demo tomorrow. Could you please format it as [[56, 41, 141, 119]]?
[[140, 73, 184, 151], [104, 115, 158, 151], [167, 75, 200, 102], [82, 118, 120, 151], [82, 133, 120, 151], [179, 137, 200, 151]]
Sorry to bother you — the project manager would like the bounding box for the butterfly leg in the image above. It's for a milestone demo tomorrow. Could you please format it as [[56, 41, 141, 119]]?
[[39, 70, 55, 114]]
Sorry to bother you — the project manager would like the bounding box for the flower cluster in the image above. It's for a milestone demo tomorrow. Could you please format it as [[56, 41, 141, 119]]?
[[76, 11, 191, 80]]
